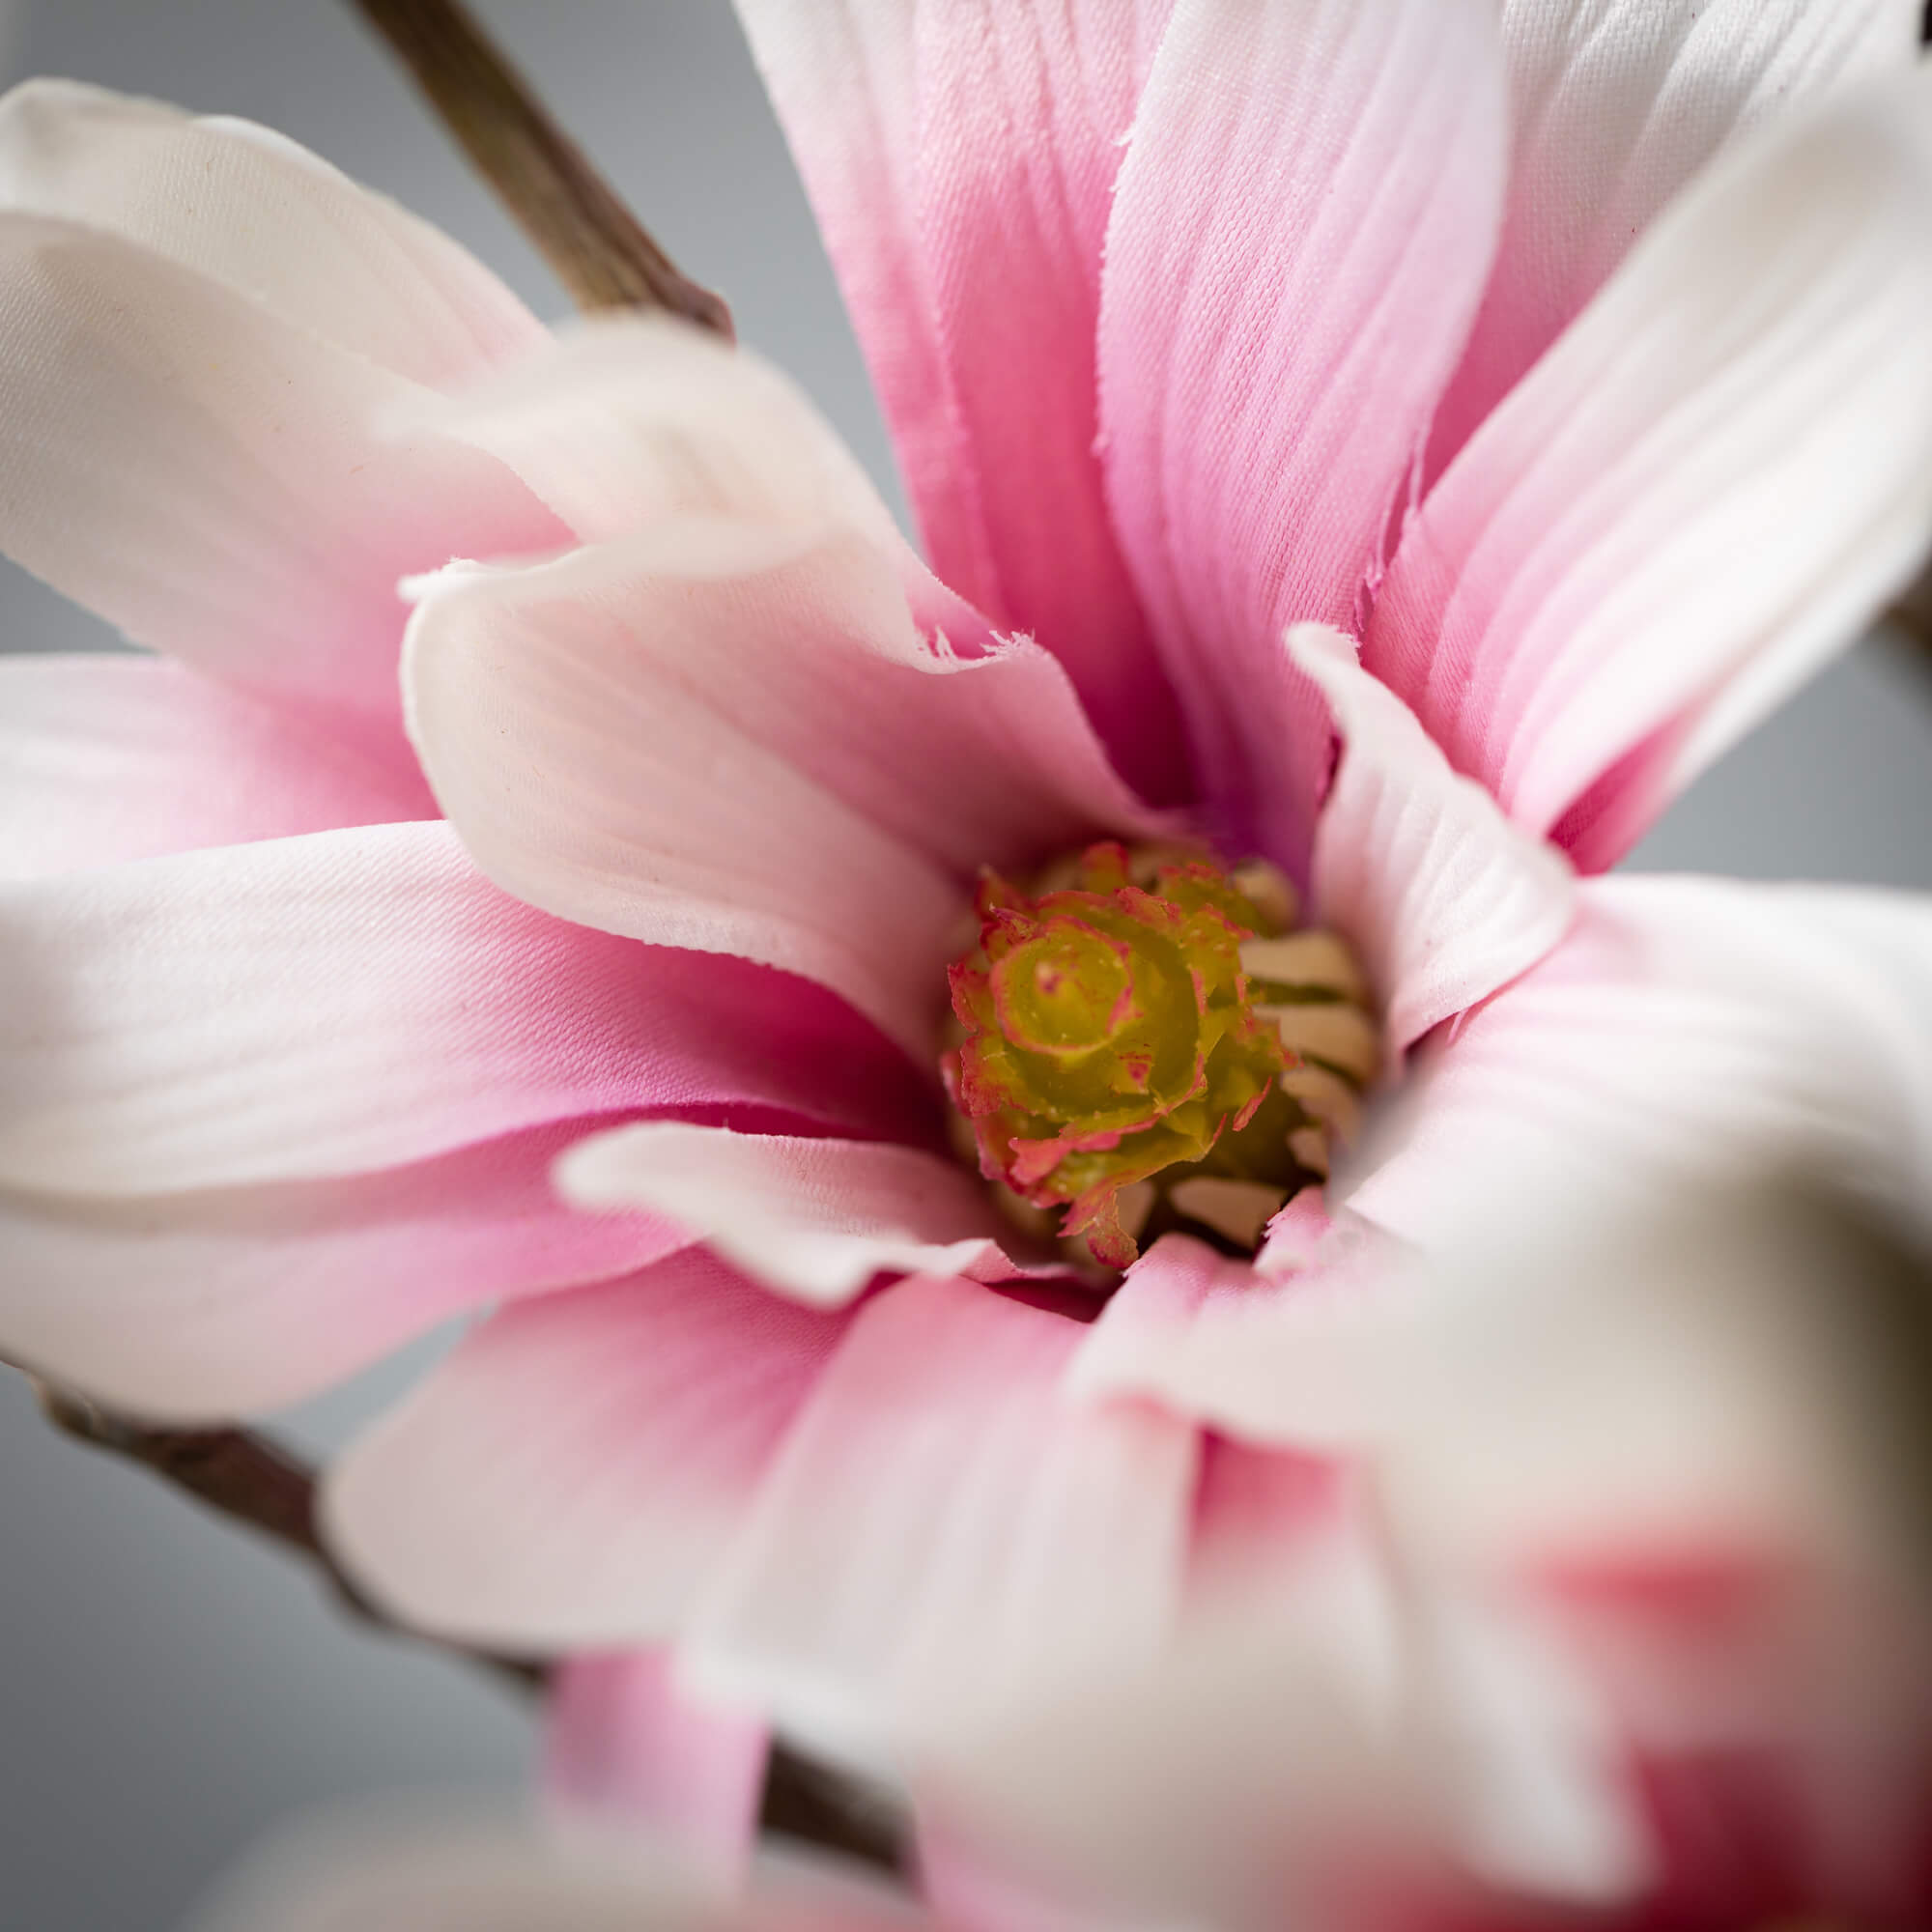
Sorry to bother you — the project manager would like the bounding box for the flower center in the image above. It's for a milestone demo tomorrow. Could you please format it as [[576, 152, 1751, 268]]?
[[942, 841, 1380, 1271]]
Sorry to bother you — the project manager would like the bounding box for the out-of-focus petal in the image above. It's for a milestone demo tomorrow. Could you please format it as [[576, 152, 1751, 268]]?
[[193, 1806, 932, 1932], [544, 1652, 768, 1881], [1428, 0, 1918, 478], [1350, 875, 1932, 1257], [1294, 626, 1575, 1054], [685, 1275, 1197, 1773], [1097, 0, 1506, 867], [0, 78, 544, 384], [404, 525, 1165, 1059], [728, 0, 1184, 801], [1075, 877, 1932, 1448], [323, 1251, 850, 1648], [0, 212, 564, 751], [556, 1122, 1013, 1309], [1365, 68, 1932, 867], [0, 820, 931, 1197], [0, 1118, 683, 1421], [0, 655, 433, 880]]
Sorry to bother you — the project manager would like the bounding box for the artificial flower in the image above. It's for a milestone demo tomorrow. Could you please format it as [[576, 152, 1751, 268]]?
[[3, 6, 1932, 1904]]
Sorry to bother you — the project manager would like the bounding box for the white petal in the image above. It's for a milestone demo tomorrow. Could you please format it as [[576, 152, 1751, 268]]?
[[556, 1123, 1011, 1308], [1366, 66, 1932, 866], [389, 311, 903, 553], [1350, 874, 1932, 1256], [0, 78, 545, 384], [1429, 0, 1918, 474], [1294, 625, 1576, 1053], [0, 212, 562, 733]]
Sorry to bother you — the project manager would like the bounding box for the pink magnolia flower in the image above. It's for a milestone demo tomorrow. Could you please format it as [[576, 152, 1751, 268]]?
[[4, 1, 1932, 1898]]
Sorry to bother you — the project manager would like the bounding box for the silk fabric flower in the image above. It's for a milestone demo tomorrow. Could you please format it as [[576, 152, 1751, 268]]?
[[3, 0, 1932, 1904]]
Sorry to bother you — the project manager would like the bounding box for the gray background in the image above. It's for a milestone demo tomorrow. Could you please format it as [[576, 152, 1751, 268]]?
[[1, 4, 1930, 1928]]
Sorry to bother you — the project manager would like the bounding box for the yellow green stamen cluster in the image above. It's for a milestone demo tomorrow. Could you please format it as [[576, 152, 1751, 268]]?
[[942, 842, 1378, 1269]]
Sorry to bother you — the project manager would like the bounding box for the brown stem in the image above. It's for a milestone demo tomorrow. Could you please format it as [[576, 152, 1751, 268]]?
[[1887, 548, 1932, 673], [32, 1378, 547, 1691], [29, 1375, 906, 1871], [348, 0, 732, 335]]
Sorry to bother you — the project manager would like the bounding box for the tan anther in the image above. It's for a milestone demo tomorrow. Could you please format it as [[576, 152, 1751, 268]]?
[[1168, 1177, 1289, 1249], [1260, 1002, 1381, 1085], [1238, 931, 1367, 1004], [1287, 1126, 1330, 1176], [1279, 1063, 1364, 1145], [1227, 860, 1298, 937]]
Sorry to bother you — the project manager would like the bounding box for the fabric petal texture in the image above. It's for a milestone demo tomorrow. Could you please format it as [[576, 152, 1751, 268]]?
[[728, 0, 1184, 802], [1097, 0, 1508, 866], [0, 77, 546, 385], [0, 654, 433, 881], [387, 312, 907, 555], [324, 1250, 851, 1648], [0, 211, 564, 761], [1366, 64, 1932, 866], [685, 1275, 1197, 1772], [1294, 625, 1576, 1054], [1428, 0, 1918, 477], [0, 820, 928, 1197], [556, 1122, 1012, 1308], [1349, 875, 1932, 1257], [403, 524, 1163, 1056], [0, 1120, 684, 1421]]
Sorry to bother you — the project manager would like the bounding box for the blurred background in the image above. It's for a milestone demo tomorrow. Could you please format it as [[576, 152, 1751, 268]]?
[[1, 4, 1930, 1927]]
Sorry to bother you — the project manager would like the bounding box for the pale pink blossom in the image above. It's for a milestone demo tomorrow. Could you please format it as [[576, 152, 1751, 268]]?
[[192, 1801, 934, 1932], [2, 2, 1932, 1908]]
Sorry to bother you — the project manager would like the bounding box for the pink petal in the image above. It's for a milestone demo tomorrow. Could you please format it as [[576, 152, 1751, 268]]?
[[685, 1274, 1198, 1772], [544, 1651, 767, 1880], [0, 655, 434, 880], [1294, 625, 1575, 1054], [0, 78, 545, 386], [404, 525, 1165, 1058], [0, 1119, 684, 1422], [1066, 1226, 1398, 1447], [556, 1123, 1013, 1309], [0, 820, 930, 1196], [323, 1250, 850, 1648], [1364, 67, 1932, 867], [729, 0, 1185, 801], [1187, 1433, 1347, 1602], [1096, 0, 1507, 865], [1350, 874, 1932, 1258], [1428, 0, 1918, 480], [0, 212, 564, 755]]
